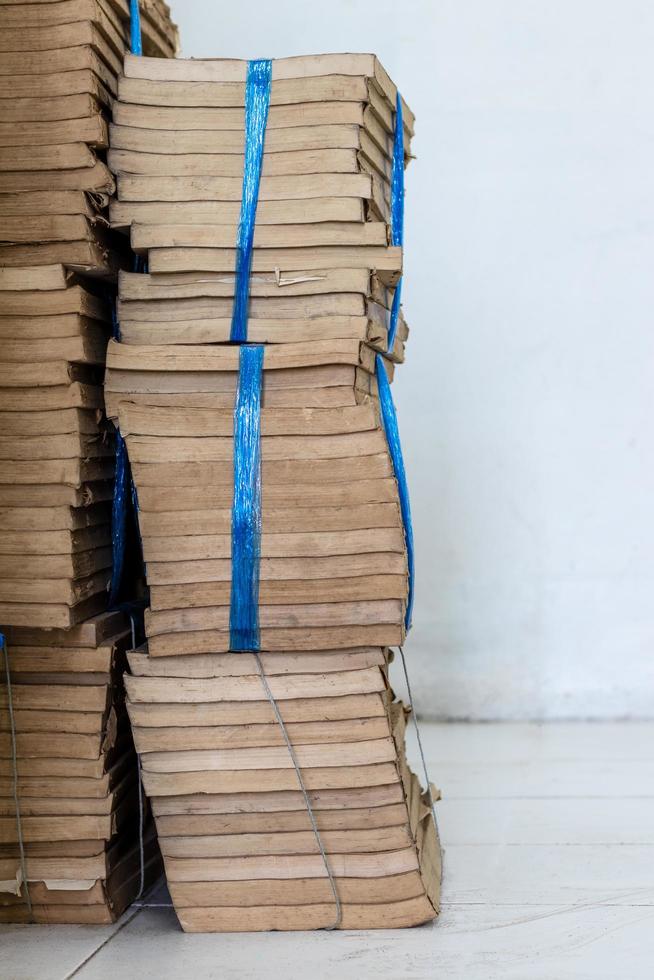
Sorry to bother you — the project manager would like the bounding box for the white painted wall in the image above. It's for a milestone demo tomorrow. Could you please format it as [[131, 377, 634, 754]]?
[[170, 0, 654, 719]]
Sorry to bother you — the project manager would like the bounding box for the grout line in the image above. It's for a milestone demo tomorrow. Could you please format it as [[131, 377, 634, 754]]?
[[62, 906, 144, 980]]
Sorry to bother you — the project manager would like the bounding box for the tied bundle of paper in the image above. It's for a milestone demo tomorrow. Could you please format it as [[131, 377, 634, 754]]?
[[0, 265, 118, 629], [111, 266, 406, 360], [0, 613, 162, 924], [103, 53, 413, 651], [125, 644, 440, 932], [104, 345, 410, 653], [107, 52, 410, 358], [0, 0, 179, 275], [104, 53, 439, 931]]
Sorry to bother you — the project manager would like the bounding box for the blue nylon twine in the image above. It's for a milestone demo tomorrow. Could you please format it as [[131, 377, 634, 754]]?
[[129, 0, 143, 56], [108, 1, 144, 605], [387, 92, 405, 352], [377, 89, 414, 630], [108, 256, 146, 606], [230, 60, 272, 342], [108, 433, 128, 606], [229, 345, 265, 650], [376, 353, 414, 631], [108, 299, 124, 606]]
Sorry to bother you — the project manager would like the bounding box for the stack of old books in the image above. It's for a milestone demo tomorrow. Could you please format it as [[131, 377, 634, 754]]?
[[0, 0, 179, 925], [105, 52, 412, 654], [0, 612, 162, 923], [0, 265, 115, 630], [0, 0, 178, 273], [103, 53, 440, 932], [125, 644, 439, 931], [0, 0, 179, 626]]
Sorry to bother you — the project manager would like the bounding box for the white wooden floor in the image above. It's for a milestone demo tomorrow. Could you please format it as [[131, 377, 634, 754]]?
[[3, 722, 654, 980]]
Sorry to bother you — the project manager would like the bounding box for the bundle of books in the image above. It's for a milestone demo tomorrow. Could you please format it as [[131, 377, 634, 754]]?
[[0, 612, 162, 924], [105, 52, 414, 652], [105, 343, 410, 653], [0, 0, 178, 926], [0, 0, 178, 274], [0, 265, 115, 630], [126, 645, 440, 931], [103, 52, 440, 932], [0, 0, 179, 625]]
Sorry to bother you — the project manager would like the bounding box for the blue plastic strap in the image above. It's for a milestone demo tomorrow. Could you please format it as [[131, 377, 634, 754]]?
[[108, 5, 141, 606], [129, 0, 143, 56], [388, 279, 402, 351], [108, 272, 127, 603], [129, 459, 144, 559], [109, 431, 128, 606], [109, 256, 147, 605], [230, 345, 264, 650], [390, 92, 405, 247], [111, 296, 120, 341], [230, 60, 272, 342], [375, 353, 414, 630], [108, 297, 124, 604], [387, 92, 405, 352]]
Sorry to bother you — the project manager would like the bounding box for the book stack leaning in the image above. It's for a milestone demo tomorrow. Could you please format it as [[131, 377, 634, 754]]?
[[0, 0, 178, 924], [104, 52, 441, 933]]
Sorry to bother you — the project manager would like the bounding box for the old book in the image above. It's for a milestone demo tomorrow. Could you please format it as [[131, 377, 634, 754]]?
[[175, 897, 435, 933], [108, 146, 365, 178], [130, 221, 389, 250], [0, 46, 119, 93], [0, 192, 108, 220], [0, 160, 115, 194], [0, 283, 109, 318], [0, 117, 108, 151], [0, 242, 122, 274], [146, 245, 401, 276], [118, 170, 381, 201], [0, 265, 71, 291], [110, 197, 365, 230], [0, 480, 111, 509], [0, 93, 107, 124], [111, 99, 402, 134], [109, 122, 401, 159], [106, 338, 379, 374]]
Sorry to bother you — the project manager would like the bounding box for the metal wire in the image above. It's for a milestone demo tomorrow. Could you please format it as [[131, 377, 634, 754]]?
[[397, 646, 439, 830], [253, 651, 342, 929]]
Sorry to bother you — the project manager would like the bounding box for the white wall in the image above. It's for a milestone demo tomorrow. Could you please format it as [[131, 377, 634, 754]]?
[[171, 0, 654, 719]]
